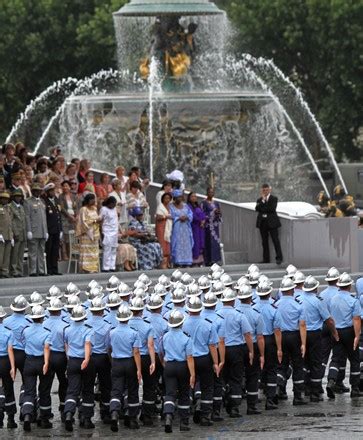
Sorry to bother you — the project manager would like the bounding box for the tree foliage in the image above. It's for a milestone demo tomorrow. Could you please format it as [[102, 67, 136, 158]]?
[[0, 0, 361, 161]]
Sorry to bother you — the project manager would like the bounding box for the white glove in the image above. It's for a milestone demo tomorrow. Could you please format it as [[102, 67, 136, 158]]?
[[27, 232, 33, 241], [0, 234, 4, 243], [60, 232, 63, 241], [45, 233, 49, 241], [11, 238, 14, 247]]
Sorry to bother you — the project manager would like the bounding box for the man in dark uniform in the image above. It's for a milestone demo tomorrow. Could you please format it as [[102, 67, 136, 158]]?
[[43, 183, 62, 275], [255, 183, 283, 264]]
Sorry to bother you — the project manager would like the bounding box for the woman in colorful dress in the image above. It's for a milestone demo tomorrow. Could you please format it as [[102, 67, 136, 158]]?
[[201, 187, 222, 266], [155, 192, 173, 269], [170, 190, 194, 268], [128, 207, 162, 271], [76, 193, 101, 273], [187, 192, 206, 267]]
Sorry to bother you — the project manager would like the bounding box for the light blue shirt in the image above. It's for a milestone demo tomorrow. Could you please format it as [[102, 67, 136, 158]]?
[[161, 328, 193, 362], [275, 295, 306, 331], [354, 277, 363, 316], [251, 289, 260, 305], [104, 309, 119, 329], [201, 308, 225, 338], [129, 317, 154, 356], [300, 291, 330, 331], [161, 293, 172, 315], [4, 313, 32, 350], [22, 323, 51, 356], [109, 324, 141, 359], [319, 285, 339, 313], [330, 290, 361, 329], [253, 299, 281, 336], [148, 312, 168, 354], [64, 322, 94, 358], [236, 303, 265, 342], [0, 324, 14, 356], [183, 315, 219, 357], [216, 305, 252, 346], [43, 315, 69, 352], [87, 315, 112, 355]]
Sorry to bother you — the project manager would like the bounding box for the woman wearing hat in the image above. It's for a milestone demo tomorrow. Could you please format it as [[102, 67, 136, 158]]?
[[128, 207, 162, 270], [76, 193, 101, 273], [21, 305, 52, 431], [0, 306, 17, 429], [170, 189, 193, 267]]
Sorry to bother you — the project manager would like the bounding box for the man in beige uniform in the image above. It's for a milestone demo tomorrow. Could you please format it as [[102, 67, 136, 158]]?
[[0, 191, 13, 278], [9, 189, 27, 277], [24, 183, 48, 276]]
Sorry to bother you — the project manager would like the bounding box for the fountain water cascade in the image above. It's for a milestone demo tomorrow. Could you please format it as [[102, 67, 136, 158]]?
[[8, 0, 346, 203]]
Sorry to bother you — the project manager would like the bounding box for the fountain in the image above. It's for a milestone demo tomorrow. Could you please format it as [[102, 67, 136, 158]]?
[[9, 0, 347, 203]]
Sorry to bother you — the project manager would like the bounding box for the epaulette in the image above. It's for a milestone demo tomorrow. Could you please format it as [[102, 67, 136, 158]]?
[[204, 318, 212, 324], [44, 327, 51, 332], [317, 296, 323, 301], [62, 317, 69, 323], [26, 318, 32, 323], [85, 323, 93, 329], [294, 298, 302, 305], [183, 331, 190, 337], [252, 308, 260, 314], [163, 316, 168, 322], [164, 304, 172, 311], [271, 303, 278, 309], [4, 326, 11, 331], [216, 313, 224, 320], [143, 318, 150, 324], [129, 326, 138, 332]]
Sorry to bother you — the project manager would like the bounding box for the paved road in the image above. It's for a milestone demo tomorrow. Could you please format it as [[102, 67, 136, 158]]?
[[1, 377, 362, 439]]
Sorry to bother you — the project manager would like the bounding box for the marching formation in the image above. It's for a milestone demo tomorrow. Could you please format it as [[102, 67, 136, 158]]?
[[0, 263, 362, 433]]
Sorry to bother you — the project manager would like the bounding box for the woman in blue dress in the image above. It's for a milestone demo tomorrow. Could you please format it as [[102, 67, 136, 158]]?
[[128, 207, 163, 270], [170, 190, 194, 267], [201, 187, 222, 266]]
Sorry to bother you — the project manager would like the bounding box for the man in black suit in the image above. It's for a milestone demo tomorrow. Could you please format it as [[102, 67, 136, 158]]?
[[255, 183, 283, 264]]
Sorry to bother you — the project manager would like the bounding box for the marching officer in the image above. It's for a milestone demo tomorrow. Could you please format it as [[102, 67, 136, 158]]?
[[327, 273, 362, 399], [300, 276, 338, 402], [254, 281, 282, 410], [275, 277, 307, 405], [0, 305, 17, 429], [163, 287, 188, 320], [9, 189, 26, 278], [183, 296, 219, 426], [0, 191, 13, 278], [160, 309, 195, 433], [43, 183, 63, 275], [129, 296, 156, 426], [236, 284, 265, 415], [63, 305, 96, 432], [4, 295, 31, 411], [292, 271, 305, 301], [21, 305, 52, 431], [108, 304, 142, 432], [88, 297, 112, 424], [217, 288, 254, 418], [24, 183, 48, 276], [43, 298, 69, 420], [201, 292, 226, 421], [105, 292, 123, 328]]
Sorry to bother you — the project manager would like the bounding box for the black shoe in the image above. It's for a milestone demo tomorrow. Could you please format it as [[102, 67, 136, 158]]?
[[83, 418, 95, 429], [38, 273, 47, 276], [65, 412, 73, 432], [29, 273, 37, 277], [102, 414, 111, 425], [110, 411, 118, 432], [0, 411, 3, 428], [229, 407, 240, 418], [293, 395, 307, 406], [165, 414, 173, 433], [304, 388, 311, 397], [265, 399, 278, 410], [277, 387, 288, 400], [211, 410, 224, 422], [142, 415, 153, 426], [124, 415, 130, 428], [247, 405, 261, 415], [40, 419, 53, 429], [23, 414, 31, 432], [200, 416, 213, 426], [336, 382, 350, 394], [310, 394, 320, 403], [326, 380, 336, 399], [276, 259, 282, 265], [7, 415, 17, 429], [350, 388, 363, 398], [129, 418, 139, 429], [180, 418, 190, 432], [193, 410, 201, 424]]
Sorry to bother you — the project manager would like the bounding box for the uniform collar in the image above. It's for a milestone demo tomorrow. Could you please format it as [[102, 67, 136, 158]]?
[[238, 303, 251, 309]]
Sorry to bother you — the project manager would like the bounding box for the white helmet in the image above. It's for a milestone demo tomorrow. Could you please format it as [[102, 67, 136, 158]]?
[[293, 271, 306, 285], [325, 267, 340, 282], [237, 284, 253, 300], [286, 264, 297, 279], [336, 272, 353, 288], [280, 276, 296, 292], [303, 275, 320, 292]]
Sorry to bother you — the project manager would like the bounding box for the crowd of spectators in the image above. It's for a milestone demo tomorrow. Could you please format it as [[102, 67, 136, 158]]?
[[0, 143, 223, 277]]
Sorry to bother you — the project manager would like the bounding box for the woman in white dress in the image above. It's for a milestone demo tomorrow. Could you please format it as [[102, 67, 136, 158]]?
[[99, 196, 119, 272], [109, 178, 128, 227]]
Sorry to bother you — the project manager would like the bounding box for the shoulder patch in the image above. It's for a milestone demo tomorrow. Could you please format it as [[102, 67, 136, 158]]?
[[129, 326, 138, 332], [294, 298, 302, 305], [216, 313, 224, 320], [163, 317, 168, 322], [44, 327, 51, 332], [317, 296, 323, 301], [183, 331, 190, 337], [85, 323, 93, 329], [204, 318, 212, 324], [143, 318, 150, 324], [253, 308, 260, 314], [271, 304, 278, 309], [4, 326, 11, 331], [26, 318, 32, 323]]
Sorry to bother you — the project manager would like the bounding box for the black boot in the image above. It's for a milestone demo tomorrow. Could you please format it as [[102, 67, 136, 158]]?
[[165, 414, 173, 433], [7, 414, 17, 429], [110, 411, 119, 432], [211, 409, 224, 422], [180, 417, 190, 432], [247, 404, 261, 415], [23, 414, 32, 432], [129, 417, 139, 429], [193, 410, 201, 424], [65, 412, 73, 432], [326, 379, 336, 399], [200, 415, 213, 426], [336, 382, 350, 393], [293, 394, 307, 406], [142, 414, 153, 426], [83, 418, 95, 429], [277, 385, 288, 400], [265, 399, 278, 410], [350, 388, 363, 398], [40, 418, 53, 429], [0, 411, 3, 428], [229, 407, 240, 418]]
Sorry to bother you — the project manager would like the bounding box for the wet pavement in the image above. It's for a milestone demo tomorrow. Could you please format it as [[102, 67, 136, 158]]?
[[1, 377, 362, 439]]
